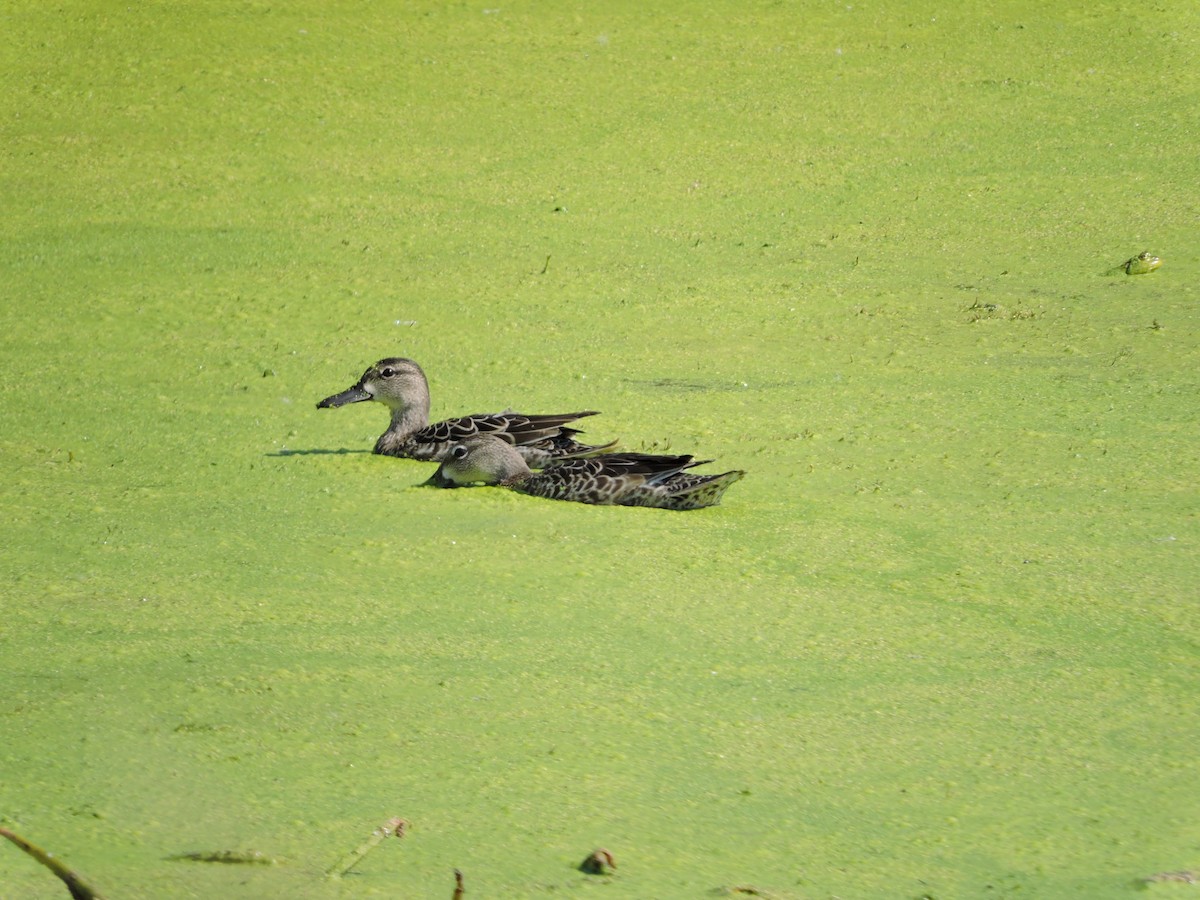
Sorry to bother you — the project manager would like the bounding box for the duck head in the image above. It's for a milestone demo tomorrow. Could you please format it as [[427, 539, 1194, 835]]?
[[423, 435, 532, 488], [316, 357, 431, 418]]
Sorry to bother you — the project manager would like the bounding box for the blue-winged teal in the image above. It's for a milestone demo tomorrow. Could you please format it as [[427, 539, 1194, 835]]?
[[424, 435, 744, 510], [317, 358, 616, 463]]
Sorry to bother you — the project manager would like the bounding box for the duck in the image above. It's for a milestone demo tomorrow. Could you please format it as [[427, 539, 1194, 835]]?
[[316, 358, 616, 464], [423, 435, 745, 510]]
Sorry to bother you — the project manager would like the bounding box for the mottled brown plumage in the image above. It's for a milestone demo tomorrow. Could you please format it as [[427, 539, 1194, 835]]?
[[316, 358, 615, 463], [425, 435, 745, 510]]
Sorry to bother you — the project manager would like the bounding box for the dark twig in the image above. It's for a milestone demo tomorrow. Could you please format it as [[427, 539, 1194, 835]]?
[[0, 826, 106, 900], [452, 867, 465, 899], [168, 849, 279, 865]]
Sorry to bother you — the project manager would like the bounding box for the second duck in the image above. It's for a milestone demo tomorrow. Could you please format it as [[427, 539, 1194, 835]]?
[[424, 435, 745, 510]]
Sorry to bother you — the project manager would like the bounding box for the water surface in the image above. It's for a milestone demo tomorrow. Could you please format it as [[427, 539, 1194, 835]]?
[[2, 2, 1198, 897]]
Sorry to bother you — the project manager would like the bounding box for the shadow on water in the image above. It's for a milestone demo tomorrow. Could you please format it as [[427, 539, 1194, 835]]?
[[264, 447, 371, 457], [621, 377, 788, 393], [624, 377, 736, 393]]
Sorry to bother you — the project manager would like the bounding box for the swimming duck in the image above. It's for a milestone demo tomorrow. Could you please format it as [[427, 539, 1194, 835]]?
[[316, 358, 615, 463], [423, 435, 745, 510]]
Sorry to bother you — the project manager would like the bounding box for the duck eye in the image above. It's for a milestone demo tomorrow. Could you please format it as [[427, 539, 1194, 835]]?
[[451, 445, 468, 460], [380, 368, 395, 378]]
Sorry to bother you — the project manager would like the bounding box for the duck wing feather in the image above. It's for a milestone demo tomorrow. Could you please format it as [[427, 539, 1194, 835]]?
[[412, 411, 599, 448]]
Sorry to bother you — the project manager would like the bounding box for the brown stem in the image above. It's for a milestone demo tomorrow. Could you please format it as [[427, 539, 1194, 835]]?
[[0, 826, 106, 900]]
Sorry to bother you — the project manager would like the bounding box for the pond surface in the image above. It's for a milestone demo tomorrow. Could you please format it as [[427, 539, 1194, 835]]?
[[2, 2, 1198, 897]]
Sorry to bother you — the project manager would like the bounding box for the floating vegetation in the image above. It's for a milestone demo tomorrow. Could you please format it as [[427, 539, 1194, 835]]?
[[965, 300, 1040, 323], [325, 816, 408, 879], [1142, 870, 1199, 884], [169, 849, 280, 865]]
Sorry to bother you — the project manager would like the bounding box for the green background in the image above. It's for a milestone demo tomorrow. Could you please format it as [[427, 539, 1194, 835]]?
[[2, 2, 1197, 897]]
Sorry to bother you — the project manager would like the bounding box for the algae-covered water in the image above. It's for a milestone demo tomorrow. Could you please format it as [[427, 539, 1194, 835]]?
[[2, 2, 1198, 897]]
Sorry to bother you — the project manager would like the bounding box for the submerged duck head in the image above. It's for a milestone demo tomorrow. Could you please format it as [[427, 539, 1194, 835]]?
[[423, 435, 531, 488], [316, 357, 431, 418]]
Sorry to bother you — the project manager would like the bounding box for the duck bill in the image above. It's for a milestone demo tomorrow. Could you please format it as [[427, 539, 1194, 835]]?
[[422, 467, 458, 488], [316, 383, 371, 409]]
